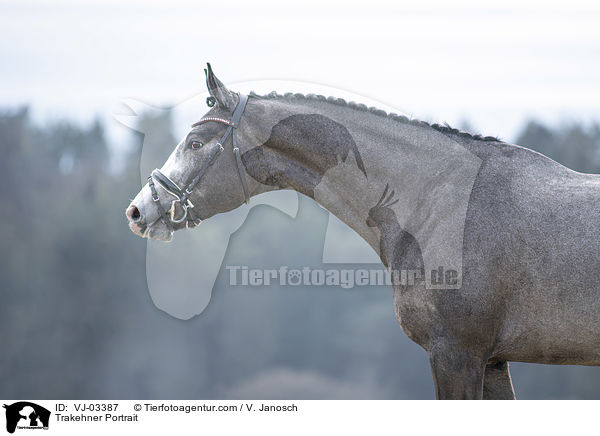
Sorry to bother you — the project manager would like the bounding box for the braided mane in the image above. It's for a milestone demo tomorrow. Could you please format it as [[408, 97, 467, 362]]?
[[249, 91, 501, 143]]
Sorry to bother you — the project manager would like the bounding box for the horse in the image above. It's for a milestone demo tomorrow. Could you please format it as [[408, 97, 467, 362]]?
[[126, 63, 600, 399]]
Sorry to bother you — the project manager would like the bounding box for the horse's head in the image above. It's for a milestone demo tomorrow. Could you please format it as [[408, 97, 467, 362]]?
[[126, 64, 267, 241]]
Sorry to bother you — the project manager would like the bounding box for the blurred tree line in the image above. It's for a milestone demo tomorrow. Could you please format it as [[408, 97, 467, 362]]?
[[1, 108, 599, 399]]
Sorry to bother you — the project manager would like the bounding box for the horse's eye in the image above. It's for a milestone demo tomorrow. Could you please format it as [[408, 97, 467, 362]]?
[[190, 140, 203, 149]]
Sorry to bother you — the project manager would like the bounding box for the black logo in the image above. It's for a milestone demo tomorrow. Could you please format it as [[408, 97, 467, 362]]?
[[3, 402, 50, 434]]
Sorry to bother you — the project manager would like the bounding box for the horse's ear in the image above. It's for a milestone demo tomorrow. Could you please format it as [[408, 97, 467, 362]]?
[[204, 63, 236, 111]]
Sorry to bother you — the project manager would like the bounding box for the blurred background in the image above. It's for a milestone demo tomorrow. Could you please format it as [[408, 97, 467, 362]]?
[[1, 0, 600, 399]]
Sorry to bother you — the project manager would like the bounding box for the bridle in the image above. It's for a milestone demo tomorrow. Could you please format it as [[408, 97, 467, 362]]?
[[147, 93, 250, 231]]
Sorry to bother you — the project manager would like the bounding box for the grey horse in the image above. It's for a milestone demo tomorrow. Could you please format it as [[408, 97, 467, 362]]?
[[126, 64, 600, 399]]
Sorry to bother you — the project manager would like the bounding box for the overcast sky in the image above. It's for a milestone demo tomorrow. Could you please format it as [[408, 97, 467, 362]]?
[[1, 0, 599, 145]]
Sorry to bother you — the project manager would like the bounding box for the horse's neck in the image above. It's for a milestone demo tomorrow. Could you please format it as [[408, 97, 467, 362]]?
[[247, 97, 484, 287]]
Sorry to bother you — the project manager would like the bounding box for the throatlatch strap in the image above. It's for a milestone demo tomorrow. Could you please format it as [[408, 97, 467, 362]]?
[[231, 94, 250, 204], [233, 135, 250, 204], [231, 93, 248, 127]]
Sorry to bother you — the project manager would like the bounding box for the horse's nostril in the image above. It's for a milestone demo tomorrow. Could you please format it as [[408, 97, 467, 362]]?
[[126, 204, 142, 222]]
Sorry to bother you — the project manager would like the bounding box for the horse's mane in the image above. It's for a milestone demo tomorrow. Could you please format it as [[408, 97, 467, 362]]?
[[249, 91, 502, 143]]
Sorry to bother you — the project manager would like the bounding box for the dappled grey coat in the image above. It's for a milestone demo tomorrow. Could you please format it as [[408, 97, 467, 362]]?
[[127, 65, 600, 399]]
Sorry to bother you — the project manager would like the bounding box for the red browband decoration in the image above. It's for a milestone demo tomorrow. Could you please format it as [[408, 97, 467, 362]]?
[[191, 117, 232, 128]]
